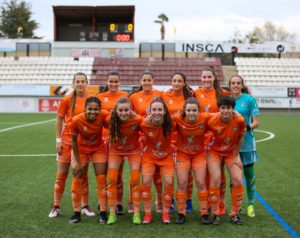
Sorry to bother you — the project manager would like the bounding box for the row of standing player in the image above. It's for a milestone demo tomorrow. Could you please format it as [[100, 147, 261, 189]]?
[[48, 67, 259, 225]]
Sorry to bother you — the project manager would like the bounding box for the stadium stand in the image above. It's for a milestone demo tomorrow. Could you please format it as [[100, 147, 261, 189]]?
[[0, 57, 225, 86], [0, 57, 94, 85], [235, 57, 300, 86], [91, 57, 224, 86]]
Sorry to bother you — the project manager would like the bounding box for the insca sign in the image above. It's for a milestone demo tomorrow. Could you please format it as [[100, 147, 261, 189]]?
[[180, 43, 225, 53]]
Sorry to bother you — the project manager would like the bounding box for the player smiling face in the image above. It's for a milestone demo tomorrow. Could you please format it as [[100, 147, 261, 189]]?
[[229, 76, 243, 96], [73, 74, 88, 94], [150, 101, 165, 124], [220, 105, 233, 122], [172, 73, 185, 92], [140, 73, 154, 92], [185, 103, 199, 123], [201, 70, 215, 90], [107, 75, 120, 93], [116, 102, 131, 122], [85, 102, 100, 121]]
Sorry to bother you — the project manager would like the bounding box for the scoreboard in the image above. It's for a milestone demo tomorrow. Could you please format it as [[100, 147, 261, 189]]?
[[108, 23, 133, 42], [53, 6, 135, 42]]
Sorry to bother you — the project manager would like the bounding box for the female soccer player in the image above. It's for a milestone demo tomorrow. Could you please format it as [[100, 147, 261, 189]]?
[[106, 97, 143, 225], [49, 72, 95, 218], [172, 97, 211, 224], [195, 66, 229, 214], [207, 96, 245, 225], [69, 96, 109, 224], [229, 75, 260, 218], [140, 98, 174, 224], [96, 70, 128, 215], [129, 70, 163, 213], [162, 72, 195, 213]]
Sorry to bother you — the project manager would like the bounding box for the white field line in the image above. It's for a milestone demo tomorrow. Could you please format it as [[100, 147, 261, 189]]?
[[0, 119, 55, 133], [0, 154, 56, 157], [255, 129, 275, 143]]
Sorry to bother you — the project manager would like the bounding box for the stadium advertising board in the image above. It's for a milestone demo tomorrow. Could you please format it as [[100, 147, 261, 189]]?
[[256, 97, 300, 108], [0, 97, 35, 112], [0, 85, 49, 96], [176, 41, 299, 53], [38, 98, 61, 112], [0, 40, 17, 52], [249, 87, 287, 98], [70, 49, 100, 57], [296, 88, 300, 98]]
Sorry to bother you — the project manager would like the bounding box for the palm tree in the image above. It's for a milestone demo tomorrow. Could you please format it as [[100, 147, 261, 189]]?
[[154, 13, 169, 40]]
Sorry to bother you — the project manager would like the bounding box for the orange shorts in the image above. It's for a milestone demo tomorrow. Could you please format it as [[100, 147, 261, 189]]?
[[56, 143, 71, 163], [207, 149, 236, 167], [176, 150, 207, 170], [142, 154, 175, 177], [71, 147, 107, 168], [109, 152, 141, 166]]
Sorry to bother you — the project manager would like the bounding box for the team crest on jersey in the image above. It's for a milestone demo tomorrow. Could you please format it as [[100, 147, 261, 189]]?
[[241, 102, 245, 107], [217, 128, 222, 134], [176, 160, 181, 166], [233, 126, 238, 132], [131, 125, 137, 130], [169, 99, 173, 104], [121, 137, 127, 145], [139, 98, 143, 102], [204, 104, 210, 112], [155, 141, 161, 149], [148, 131, 154, 137], [201, 94, 204, 98], [181, 125, 186, 129], [187, 136, 194, 144], [199, 123, 204, 129], [83, 126, 88, 132], [104, 97, 108, 102], [224, 137, 230, 144]]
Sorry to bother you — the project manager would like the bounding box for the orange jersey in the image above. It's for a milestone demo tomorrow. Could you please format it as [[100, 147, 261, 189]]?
[[57, 92, 90, 144], [96, 90, 128, 112], [194, 88, 229, 112], [207, 113, 246, 155], [71, 110, 109, 153], [162, 90, 185, 115], [108, 115, 143, 154], [130, 89, 162, 117], [140, 120, 175, 159], [172, 113, 211, 155]]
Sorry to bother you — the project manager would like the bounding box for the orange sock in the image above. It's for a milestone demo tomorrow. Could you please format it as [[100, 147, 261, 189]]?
[[163, 185, 174, 213], [71, 177, 83, 212], [116, 169, 123, 205], [106, 168, 118, 213], [176, 192, 187, 215], [187, 171, 194, 200], [153, 171, 162, 203], [130, 170, 141, 214], [231, 184, 244, 215], [141, 185, 152, 214], [209, 186, 220, 216], [96, 174, 107, 212], [198, 191, 209, 215], [81, 174, 89, 208], [53, 172, 68, 207], [219, 169, 226, 209]]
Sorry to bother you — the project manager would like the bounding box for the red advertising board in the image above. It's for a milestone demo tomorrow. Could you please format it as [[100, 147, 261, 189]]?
[[38, 98, 61, 112], [296, 88, 300, 98]]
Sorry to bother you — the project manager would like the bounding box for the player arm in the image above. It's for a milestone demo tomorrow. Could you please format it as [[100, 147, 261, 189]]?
[[55, 115, 64, 154], [71, 134, 82, 176], [247, 115, 259, 131]]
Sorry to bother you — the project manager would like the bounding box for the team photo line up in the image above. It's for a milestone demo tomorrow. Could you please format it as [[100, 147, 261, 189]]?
[[48, 67, 259, 226]]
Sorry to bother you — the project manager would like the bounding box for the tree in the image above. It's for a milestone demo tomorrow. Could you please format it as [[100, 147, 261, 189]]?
[[246, 21, 297, 43], [154, 13, 169, 40], [0, 0, 38, 38]]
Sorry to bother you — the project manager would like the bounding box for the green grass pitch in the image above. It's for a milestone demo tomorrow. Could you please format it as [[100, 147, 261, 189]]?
[[0, 113, 299, 238]]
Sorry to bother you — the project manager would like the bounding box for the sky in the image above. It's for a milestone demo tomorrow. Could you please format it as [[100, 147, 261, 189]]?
[[24, 0, 300, 42]]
